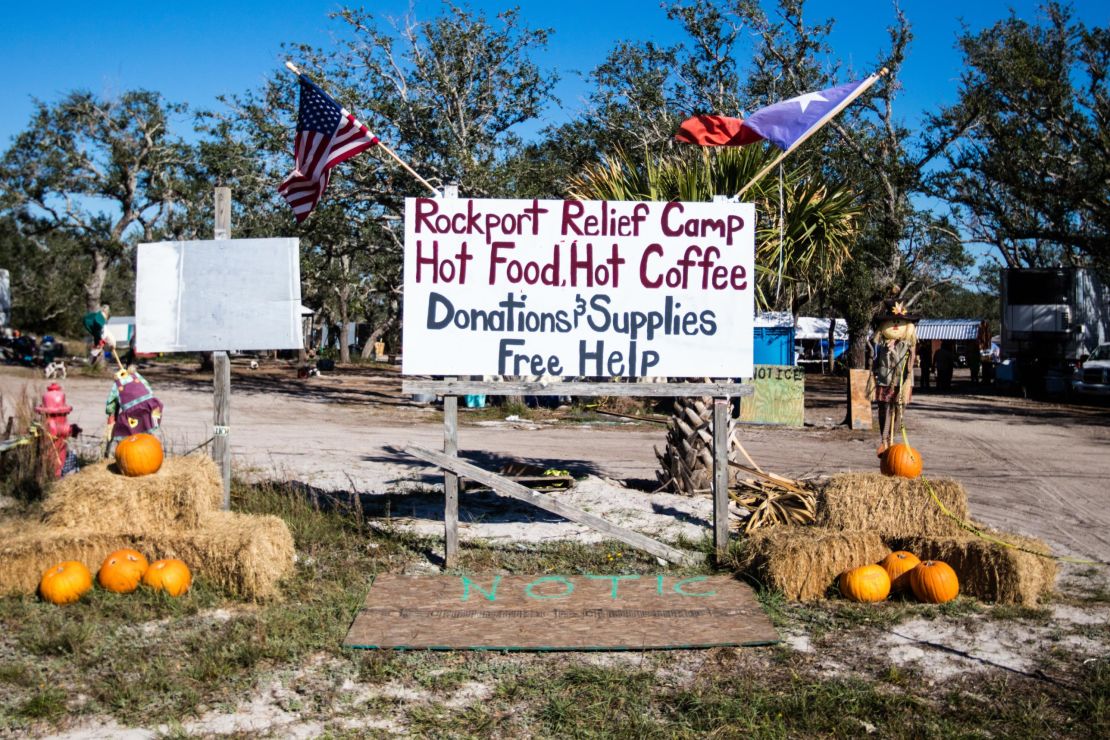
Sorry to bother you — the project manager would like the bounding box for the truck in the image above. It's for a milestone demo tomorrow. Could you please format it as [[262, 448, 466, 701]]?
[[1000, 267, 1110, 395]]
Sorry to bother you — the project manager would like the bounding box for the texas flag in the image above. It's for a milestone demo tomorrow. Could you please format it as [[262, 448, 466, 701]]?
[[676, 78, 871, 150]]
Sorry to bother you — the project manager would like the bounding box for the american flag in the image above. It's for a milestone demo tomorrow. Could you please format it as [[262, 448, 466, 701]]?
[[278, 76, 379, 222]]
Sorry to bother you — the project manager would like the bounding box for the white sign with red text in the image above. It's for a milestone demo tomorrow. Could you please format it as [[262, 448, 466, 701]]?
[[401, 197, 754, 378]]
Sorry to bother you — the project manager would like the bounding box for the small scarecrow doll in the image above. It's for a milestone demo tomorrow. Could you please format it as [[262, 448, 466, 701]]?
[[104, 366, 164, 456], [872, 299, 919, 456]]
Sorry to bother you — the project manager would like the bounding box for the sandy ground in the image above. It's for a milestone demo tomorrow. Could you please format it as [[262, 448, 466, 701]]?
[[2, 362, 1108, 564]]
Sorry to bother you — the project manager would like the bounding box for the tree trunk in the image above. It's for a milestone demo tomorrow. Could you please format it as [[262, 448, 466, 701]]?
[[84, 250, 109, 313], [826, 313, 837, 374], [360, 316, 398, 359], [338, 302, 351, 364], [848, 327, 871, 369]]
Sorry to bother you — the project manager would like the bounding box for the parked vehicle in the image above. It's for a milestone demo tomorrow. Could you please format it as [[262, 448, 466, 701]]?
[[1001, 268, 1110, 396], [1072, 343, 1110, 398]]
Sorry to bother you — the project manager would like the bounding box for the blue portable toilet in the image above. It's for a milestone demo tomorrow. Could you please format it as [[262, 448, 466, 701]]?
[[753, 312, 796, 366]]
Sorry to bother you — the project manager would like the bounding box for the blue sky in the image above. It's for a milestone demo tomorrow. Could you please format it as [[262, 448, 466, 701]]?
[[3, 0, 1105, 150]]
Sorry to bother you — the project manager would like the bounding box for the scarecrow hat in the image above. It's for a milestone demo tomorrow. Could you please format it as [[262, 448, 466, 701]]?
[[874, 299, 920, 325]]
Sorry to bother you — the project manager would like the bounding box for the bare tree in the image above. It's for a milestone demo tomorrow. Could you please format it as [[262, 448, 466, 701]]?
[[0, 91, 189, 312]]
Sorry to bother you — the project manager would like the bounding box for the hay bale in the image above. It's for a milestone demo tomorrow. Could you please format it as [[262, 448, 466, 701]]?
[[894, 532, 1057, 605], [42, 455, 222, 532], [144, 512, 295, 601], [739, 527, 890, 601], [0, 521, 141, 596], [0, 512, 294, 601], [816, 473, 968, 539]]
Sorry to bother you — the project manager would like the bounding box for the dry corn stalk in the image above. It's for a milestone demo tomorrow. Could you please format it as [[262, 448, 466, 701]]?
[[729, 471, 817, 533]]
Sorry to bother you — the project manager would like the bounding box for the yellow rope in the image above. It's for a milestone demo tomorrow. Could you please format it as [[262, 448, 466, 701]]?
[[895, 416, 1103, 566], [919, 474, 1103, 566]]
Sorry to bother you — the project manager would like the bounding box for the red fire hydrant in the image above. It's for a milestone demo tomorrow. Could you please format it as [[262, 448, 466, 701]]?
[[35, 383, 77, 478]]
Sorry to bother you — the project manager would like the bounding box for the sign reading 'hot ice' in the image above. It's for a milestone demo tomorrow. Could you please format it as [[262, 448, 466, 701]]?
[[402, 197, 754, 378]]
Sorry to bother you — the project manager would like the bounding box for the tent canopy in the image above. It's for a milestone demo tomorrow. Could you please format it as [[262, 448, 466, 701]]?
[[754, 313, 848, 341]]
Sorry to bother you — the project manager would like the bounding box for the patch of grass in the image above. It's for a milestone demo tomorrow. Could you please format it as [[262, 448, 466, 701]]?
[[353, 651, 403, 685], [1071, 658, 1110, 734], [407, 701, 502, 737], [986, 603, 1052, 622], [0, 662, 33, 687], [15, 686, 68, 721], [755, 587, 975, 635], [522, 664, 662, 737]]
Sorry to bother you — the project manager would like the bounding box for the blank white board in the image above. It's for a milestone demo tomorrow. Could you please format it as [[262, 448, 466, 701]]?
[[135, 238, 302, 352]]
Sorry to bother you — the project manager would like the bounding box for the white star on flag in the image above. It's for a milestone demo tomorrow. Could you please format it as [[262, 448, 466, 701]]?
[[793, 91, 828, 113]]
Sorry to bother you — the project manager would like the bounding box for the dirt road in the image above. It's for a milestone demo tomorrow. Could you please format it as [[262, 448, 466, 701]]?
[[3, 364, 1108, 563]]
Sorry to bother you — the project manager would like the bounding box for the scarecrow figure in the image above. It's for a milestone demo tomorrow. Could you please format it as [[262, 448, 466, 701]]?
[[104, 366, 163, 455], [872, 298, 918, 456]]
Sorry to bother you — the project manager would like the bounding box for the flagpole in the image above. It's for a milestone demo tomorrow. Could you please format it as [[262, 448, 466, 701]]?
[[733, 67, 889, 199], [283, 61, 440, 196]]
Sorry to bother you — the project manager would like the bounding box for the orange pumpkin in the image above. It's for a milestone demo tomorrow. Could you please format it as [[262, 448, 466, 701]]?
[[879, 550, 921, 592], [839, 564, 891, 603], [142, 559, 192, 596], [909, 560, 960, 604], [881, 443, 923, 479], [115, 433, 163, 476], [97, 549, 150, 593], [39, 561, 93, 605]]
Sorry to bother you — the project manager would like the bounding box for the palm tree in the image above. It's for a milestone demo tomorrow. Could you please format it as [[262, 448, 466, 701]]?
[[569, 147, 861, 496], [568, 146, 860, 311]]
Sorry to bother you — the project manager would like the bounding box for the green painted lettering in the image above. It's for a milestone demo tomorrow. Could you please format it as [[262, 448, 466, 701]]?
[[460, 575, 501, 602], [673, 576, 715, 597], [657, 574, 664, 595], [524, 575, 575, 600], [586, 574, 640, 599]]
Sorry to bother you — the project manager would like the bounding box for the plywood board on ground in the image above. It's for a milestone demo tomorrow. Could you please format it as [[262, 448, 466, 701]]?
[[344, 574, 779, 651]]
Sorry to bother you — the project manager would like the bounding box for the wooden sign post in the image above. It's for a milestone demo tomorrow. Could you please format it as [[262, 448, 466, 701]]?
[[135, 192, 303, 512], [401, 193, 756, 565], [213, 186, 232, 508]]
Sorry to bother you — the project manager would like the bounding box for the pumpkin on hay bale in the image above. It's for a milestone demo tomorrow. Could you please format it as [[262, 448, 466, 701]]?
[[0, 514, 293, 601], [880, 443, 922, 479], [894, 533, 1056, 605], [732, 472, 1057, 605], [42, 455, 222, 532], [115, 433, 164, 477], [0, 455, 295, 601], [879, 550, 921, 592], [144, 511, 294, 600], [737, 527, 889, 601], [815, 473, 968, 539], [909, 560, 960, 603]]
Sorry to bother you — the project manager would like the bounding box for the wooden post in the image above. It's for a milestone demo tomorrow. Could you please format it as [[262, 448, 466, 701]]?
[[444, 382, 459, 568], [213, 187, 232, 508], [848, 368, 873, 430], [214, 187, 231, 240], [440, 183, 460, 566], [213, 352, 232, 508], [712, 397, 730, 559]]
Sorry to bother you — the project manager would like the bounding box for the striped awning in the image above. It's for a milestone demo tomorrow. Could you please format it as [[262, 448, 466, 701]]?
[[916, 319, 984, 341]]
